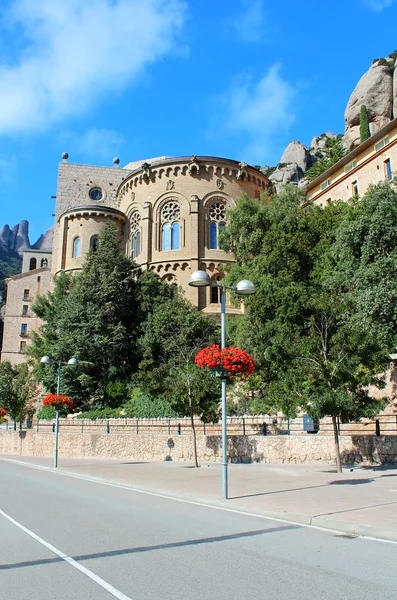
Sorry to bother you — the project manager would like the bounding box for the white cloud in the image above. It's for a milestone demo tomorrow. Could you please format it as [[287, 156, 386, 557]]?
[[62, 127, 125, 161], [363, 0, 395, 10], [225, 0, 265, 43], [0, 0, 187, 134], [217, 65, 296, 163]]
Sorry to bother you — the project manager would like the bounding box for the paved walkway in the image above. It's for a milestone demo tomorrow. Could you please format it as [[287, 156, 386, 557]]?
[[2, 455, 397, 542]]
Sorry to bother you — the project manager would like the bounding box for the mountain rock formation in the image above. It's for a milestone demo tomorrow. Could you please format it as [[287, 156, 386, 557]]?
[[0, 221, 53, 256], [268, 52, 397, 189], [344, 57, 396, 150]]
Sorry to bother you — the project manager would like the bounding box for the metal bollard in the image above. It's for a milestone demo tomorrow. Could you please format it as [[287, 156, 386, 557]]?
[[177, 423, 181, 436], [106, 420, 110, 435], [262, 422, 267, 436], [52, 423, 55, 433], [375, 419, 381, 437]]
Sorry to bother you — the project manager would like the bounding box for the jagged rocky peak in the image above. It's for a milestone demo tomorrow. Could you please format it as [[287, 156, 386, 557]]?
[[279, 140, 313, 172], [310, 132, 337, 154], [0, 220, 30, 255], [344, 52, 397, 150], [32, 226, 54, 252], [0, 221, 53, 255]]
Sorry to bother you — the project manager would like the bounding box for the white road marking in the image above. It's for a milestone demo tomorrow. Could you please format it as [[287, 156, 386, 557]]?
[[1, 457, 396, 545], [0, 507, 132, 600]]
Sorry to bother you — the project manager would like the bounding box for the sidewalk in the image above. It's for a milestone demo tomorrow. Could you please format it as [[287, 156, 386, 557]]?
[[2, 454, 397, 542]]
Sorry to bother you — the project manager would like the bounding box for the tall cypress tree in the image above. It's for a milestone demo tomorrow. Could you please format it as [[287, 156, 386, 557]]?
[[360, 104, 371, 142]]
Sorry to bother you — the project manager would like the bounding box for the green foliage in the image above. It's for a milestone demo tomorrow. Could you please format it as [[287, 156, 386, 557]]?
[[0, 361, 38, 421], [37, 405, 57, 420], [377, 57, 394, 70], [123, 388, 179, 418], [29, 222, 140, 408], [305, 137, 347, 181], [360, 105, 371, 142], [75, 408, 122, 419], [222, 184, 390, 428]]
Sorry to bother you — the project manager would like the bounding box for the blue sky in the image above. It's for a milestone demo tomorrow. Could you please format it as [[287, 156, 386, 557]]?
[[1, 0, 397, 243]]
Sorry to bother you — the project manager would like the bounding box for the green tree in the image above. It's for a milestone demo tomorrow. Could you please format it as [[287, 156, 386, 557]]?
[[0, 361, 38, 425], [305, 137, 347, 181], [30, 222, 140, 408], [360, 105, 371, 142], [296, 293, 387, 472], [221, 185, 390, 470], [135, 294, 219, 467]]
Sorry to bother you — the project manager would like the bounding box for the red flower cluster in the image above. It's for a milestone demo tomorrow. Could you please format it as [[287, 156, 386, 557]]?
[[0, 407, 7, 418], [195, 345, 254, 378], [43, 394, 74, 411]]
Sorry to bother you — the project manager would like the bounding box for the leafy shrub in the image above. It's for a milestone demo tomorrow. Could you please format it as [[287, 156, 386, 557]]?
[[76, 408, 122, 419], [37, 406, 57, 420], [123, 388, 179, 418], [105, 380, 129, 407]]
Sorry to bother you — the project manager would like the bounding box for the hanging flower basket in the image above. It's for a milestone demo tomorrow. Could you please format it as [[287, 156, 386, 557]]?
[[0, 407, 7, 419], [195, 345, 254, 379], [42, 394, 74, 411]]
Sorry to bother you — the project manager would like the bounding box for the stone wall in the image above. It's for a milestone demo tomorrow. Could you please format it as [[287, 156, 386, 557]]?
[[1, 430, 396, 465]]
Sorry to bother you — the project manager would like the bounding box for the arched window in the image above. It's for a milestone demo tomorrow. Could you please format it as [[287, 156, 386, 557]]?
[[171, 222, 180, 250], [211, 274, 223, 304], [91, 236, 99, 252], [41, 258, 48, 268], [209, 222, 217, 249], [161, 201, 180, 251], [130, 212, 141, 259], [73, 238, 81, 258], [162, 223, 171, 251], [208, 201, 227, 249], [29, 258, 37, 270]]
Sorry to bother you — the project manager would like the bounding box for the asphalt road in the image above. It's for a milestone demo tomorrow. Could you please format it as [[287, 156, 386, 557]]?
[[0, 460, 396, 600]]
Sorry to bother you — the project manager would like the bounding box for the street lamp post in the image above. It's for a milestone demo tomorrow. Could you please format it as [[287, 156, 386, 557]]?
[[188, 271, 256, 500], [40, 356, 78, 468]]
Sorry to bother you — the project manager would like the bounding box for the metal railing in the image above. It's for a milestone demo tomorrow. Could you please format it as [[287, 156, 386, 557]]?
[[29, 414, 397, 437]]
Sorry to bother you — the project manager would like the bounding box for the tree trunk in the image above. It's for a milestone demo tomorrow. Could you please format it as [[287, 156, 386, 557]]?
[[332, 415, 342, 473], [189, 398, 199, 468]]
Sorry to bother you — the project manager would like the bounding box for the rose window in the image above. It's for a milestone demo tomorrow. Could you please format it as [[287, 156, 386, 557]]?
[[161, 202, 180, 223], [209, 202, 226, 221], [130, 212, 141, 232]]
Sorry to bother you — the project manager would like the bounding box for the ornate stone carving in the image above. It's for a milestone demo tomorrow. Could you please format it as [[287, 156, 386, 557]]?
[[161, 202, 180, 223], [237, 162, 248, 180], [141, 162, 151, 180], [216, 178, 224, 189], [209, 201, 226, 221], [166, 180, 175, 190], [188, 156, 200, 175], [130, 212, 141, 232]]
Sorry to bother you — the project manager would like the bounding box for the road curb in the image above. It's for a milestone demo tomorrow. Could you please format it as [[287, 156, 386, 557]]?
[[1, 457, 396, 543]]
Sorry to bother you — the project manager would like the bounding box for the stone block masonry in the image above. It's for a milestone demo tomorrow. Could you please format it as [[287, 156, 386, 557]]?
[[1, 430, 396, 465]]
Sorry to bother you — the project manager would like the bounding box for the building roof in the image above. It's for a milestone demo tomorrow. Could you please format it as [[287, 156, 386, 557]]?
[[7, 267, 49, 281]]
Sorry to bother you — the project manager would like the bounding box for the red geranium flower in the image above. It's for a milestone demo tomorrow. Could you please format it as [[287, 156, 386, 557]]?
[[195, 345, 254, 378], [43, 394, 74, 411]]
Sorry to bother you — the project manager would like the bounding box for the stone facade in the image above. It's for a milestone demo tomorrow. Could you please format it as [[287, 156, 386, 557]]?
[[1, 265, 52, 363], [53, 156, 270, 312], [306, 117, 397, 205], [1, 430, 396, 465]]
